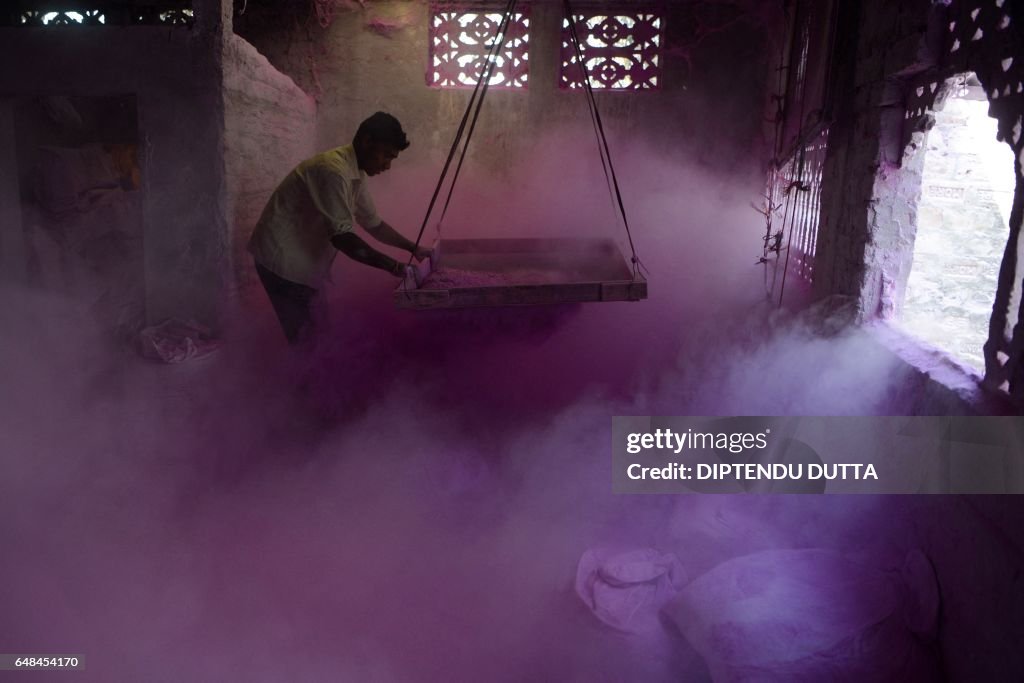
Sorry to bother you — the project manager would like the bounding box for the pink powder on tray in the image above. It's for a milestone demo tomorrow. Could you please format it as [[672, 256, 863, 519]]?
[[418, 267, 577, 289]]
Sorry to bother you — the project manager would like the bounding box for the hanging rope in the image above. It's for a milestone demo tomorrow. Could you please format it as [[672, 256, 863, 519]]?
[[406, 0, 517, 274], [436, 2, 518, 227], [563, 0, 645, 280], [407, 0, 645, 284], [563, 5, 616, 221]]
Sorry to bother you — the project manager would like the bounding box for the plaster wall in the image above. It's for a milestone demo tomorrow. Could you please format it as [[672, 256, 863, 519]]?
[[812, 0, 940, 312], [235, 1, 777, 185], [222, 34, 317, 301], [0, 24, 230, 329]]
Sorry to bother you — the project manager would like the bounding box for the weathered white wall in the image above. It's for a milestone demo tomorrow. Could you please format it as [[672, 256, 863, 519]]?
[[222, 34, 317, 302], [812, 1, 941, 312]]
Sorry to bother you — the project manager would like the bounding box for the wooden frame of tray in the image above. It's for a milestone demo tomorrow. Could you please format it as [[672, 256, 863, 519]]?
[[393, 237, 647, 310]]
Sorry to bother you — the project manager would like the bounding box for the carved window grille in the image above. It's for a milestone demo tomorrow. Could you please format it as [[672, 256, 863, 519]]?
[[428, 9, 530, 88], [560, 12, 663, 90], [20, 10, 105, 25], [3, 2, 193, 27], [947, 1, 1022, 101], [152, 8, 192, 25]]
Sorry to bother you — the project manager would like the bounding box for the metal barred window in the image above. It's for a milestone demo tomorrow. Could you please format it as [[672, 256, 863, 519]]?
[[428, 8, 530, 89], [560, 12, 664, 90], [787, 127, 828, 283], [765, 126, 829, 286]]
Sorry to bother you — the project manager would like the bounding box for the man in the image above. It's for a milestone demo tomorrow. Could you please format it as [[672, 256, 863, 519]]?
[[248, 111, 429, 344]]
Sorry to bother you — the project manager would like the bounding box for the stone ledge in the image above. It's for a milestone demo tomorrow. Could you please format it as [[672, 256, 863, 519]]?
[[866, 321, 1018, 415]]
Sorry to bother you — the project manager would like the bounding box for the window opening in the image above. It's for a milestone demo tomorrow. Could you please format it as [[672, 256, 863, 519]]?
[[428, 8, 530, 88], [901, 73, 1016, 372], [7, 3, 193, 27], [560, 12, 663, 90]]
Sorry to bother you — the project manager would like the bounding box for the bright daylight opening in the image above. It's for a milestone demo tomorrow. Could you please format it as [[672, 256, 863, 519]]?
[[901, 73, 1016, 372]]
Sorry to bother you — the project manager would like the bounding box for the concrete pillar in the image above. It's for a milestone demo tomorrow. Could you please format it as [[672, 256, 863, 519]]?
[[0, 98, 26, 284], [194, 0, 232, 37]]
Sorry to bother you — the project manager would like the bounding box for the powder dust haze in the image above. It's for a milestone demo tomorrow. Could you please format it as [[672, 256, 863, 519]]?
[[1, 120, 1021, 681]]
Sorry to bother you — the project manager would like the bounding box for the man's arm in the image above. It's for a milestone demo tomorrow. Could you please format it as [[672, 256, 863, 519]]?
[[364, 221, 432, 261], [331, 232, 405, 277]]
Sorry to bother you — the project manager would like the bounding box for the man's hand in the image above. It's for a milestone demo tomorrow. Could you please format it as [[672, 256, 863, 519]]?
[[395, 263, 423, 287], [412, 246, 433, 263], [366, 221, 432, 262]]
